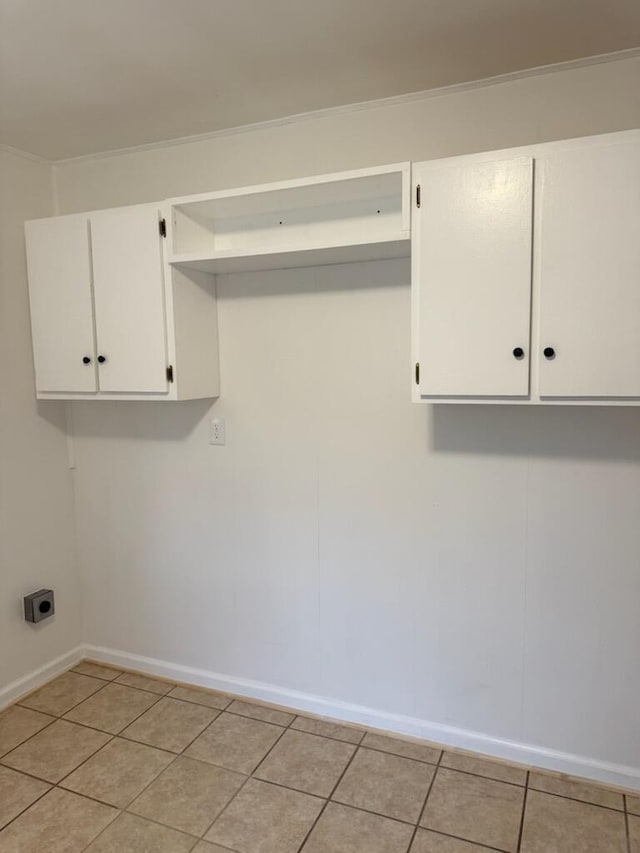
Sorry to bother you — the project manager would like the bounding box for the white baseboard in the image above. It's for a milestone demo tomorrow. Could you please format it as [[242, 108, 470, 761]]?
[[0, 646, 85, 711], [84, 644, 640, 792]]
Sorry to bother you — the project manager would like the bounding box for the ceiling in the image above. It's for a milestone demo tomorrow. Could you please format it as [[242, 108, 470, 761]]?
[[1, 0, 639, 161]]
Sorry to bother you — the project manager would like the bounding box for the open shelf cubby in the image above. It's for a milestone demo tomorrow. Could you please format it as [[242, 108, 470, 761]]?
[[166, 163, 411, 274]]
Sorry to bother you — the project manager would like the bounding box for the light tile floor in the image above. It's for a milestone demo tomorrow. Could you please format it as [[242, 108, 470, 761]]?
[[0, 663, 637, 852]]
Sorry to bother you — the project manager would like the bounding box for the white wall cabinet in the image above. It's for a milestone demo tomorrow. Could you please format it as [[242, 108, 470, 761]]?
[[25, 204, 219, 400], [25, 214, 97, 394], [536, 137, 640, 400], [25, 140, 639, 405], [90, 206, 168, 394], [25, 164, 408, 401], [413, 157, 533, 398], [412, 130, 640, 404]]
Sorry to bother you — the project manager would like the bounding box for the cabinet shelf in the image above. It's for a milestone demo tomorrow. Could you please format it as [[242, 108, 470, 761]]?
[[168, 234, 410, 274], [166, 163, 410, 273]]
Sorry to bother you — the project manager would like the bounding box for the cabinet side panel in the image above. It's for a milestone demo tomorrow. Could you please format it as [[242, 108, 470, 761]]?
[[91, 205, 168, 393], [415, 157, 533, 398], [171, 266, 219, 400], [537, 137, 640, 398], [25, 215, 97, 394]]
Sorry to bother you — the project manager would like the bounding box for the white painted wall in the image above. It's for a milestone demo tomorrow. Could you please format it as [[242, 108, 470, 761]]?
[[0, 149, 82, 696], [55, 56, 640, 781]]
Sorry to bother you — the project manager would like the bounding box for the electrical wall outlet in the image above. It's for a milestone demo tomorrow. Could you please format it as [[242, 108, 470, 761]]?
[[24, 589, 55, 623], [209, 417, 226, 445]]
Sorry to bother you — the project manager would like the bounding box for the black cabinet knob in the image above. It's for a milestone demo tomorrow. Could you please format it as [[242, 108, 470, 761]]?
[[513, 347, 524, 360], [97, 355, 106, 364], [82, 356, 91, 364], [543, 347, 556, 359]]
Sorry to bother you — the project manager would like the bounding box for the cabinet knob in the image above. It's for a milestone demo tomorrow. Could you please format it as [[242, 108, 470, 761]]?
[[512, 347, 525, 360], [97, 355, 106, 364], [543, 347, 556, 360], [82, 356, 91, 364]]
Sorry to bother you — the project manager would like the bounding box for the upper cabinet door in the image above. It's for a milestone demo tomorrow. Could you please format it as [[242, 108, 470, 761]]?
[[537, 136, 640, 399], [414, 157, 533, 398], [25, 215, 97, 394], [90, 205, 168, 393]]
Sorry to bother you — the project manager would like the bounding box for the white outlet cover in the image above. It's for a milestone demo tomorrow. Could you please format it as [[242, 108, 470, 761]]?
[[209, 417, 226, 445]]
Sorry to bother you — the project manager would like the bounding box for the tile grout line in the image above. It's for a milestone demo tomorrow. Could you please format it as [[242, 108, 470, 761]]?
[[110, 676, 176, 698], [0, 678, 169, 840], [0, 716, 59, 768], [243, 774, 418, 827], [77, 698, 234, 845], [55, 694, 168, 787], [116, 697, 224, 755], [0, 778, 52, 836], [167, 692, 232, 713], [1, 677, 122, 803], [1, 696, 123, 839], [196, 715, 293, 841], [624, 795, 632, 853], [406, 748, 444, 851], [424, 828, 511, 853], [15, 671, 109, 716], [525, 784, 626, 814], [293, 739, 363, 852], [71, 666, 124, 684], [72, 700, 220, 853], [50, 680, 174, 790], [516, 770, 530, 852]]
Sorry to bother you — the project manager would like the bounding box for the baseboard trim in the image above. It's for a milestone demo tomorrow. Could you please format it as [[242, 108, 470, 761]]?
[[0, 646, 85, 711], [84, 644, 640, 792]]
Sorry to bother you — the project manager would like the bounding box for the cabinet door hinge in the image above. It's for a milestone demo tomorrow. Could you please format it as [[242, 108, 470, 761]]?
[[166, 365, 174, 383], [159, 218, 167, 238], [416, 185, 421, 208], [415, 362, 420, 384]]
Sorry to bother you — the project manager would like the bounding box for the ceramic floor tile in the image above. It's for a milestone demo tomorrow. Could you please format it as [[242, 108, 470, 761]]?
[[205, 778, 324, 853], [421, 768, 523, 852], [115, 672, 174, 694], [333, 746, 435, 823], [0, 787, 117, 852], [122, 697, 218, 752], [84, 811, 197, 852], [629, 795, 640, 816], [129, 755, 245, 836], [411, 828, 502, 852], [193, 843, 236, 852], [185, 712, 283, 774], [0, 706, 53, 757], [528, 770, 624, 809], [441, 751, 527, 786], [291, 716, 365, 745], [0, 766, 50, 830], [61, 736, 175, 807], [18, 672, 104, 716], [169, 685, 231, 711], [629, 814, 640, 853], [301, 802, 413, 853], [73, 662, 123, 681], [227, 699, 295, 727], [1, 719, 110, 783], [255, 729, 355, 797], [520, 789, 626, 853], [362, 732, 441, 765], [64, 682, 159, 734]]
